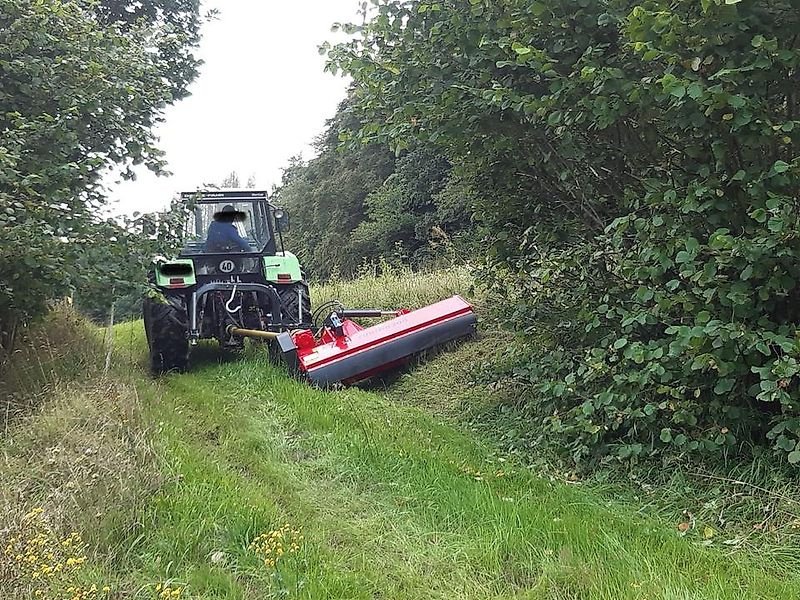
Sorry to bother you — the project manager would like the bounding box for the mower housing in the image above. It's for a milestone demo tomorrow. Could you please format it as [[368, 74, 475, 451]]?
[[281, 296, 477, 386]]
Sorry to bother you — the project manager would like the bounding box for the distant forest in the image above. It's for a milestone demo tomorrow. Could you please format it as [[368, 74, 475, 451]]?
[[274, 100, 479, 279]]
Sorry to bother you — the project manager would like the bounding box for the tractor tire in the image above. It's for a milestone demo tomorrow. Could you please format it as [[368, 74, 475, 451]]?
[[276, 282, 312, 328], [143, 295, 190, 374]]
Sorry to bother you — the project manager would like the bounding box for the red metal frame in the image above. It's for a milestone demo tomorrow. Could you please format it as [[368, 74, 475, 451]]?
[[291, 296, 476, 385]]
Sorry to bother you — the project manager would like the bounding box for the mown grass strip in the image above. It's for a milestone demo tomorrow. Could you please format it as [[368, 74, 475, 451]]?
[[108, 321, 800, 599]]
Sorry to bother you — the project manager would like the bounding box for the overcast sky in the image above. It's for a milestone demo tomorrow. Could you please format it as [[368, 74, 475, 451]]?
[[105, 0, 361, 217]]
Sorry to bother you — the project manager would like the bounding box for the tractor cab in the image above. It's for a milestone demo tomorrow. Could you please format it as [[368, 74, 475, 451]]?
[[179, 190, 288, 257]]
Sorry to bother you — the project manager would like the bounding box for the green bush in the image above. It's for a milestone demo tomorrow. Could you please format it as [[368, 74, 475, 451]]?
[[0, 0, 203, 346], [329, 0, 800, 464]]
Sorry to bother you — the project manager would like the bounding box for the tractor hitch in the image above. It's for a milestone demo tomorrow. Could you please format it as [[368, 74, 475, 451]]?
[[187, 281, 283, 343]]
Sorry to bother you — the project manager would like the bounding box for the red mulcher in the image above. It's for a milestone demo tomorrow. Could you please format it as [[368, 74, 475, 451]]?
[[276, 296, 477, 386]]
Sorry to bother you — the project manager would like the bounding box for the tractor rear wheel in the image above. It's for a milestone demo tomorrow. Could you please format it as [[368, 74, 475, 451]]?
[[276, 282, 312, 328], [143, 295, 190, 374]]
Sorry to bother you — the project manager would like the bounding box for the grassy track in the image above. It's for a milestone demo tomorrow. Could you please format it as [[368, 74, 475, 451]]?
[[104, 319, 800, 599], [3, 270, 800, 598]]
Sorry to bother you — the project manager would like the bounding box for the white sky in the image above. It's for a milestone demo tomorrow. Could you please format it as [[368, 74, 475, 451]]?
[[105, 0, 360, 217]]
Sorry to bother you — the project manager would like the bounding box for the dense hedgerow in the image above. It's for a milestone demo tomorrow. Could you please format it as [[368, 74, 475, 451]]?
[[329, 0, 800, 463], [0, 0, 204, 349]]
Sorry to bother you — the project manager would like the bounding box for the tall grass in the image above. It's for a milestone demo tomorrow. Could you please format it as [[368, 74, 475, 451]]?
[[311, 265, 476, 313], [1, 304, 105, 429], [0, 307, 158, 598]]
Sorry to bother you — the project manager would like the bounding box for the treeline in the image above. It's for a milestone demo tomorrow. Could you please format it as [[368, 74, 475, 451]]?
[[320, 0, 800, 465], [273, 102, 479, 279], [0, 0, 206, 349]]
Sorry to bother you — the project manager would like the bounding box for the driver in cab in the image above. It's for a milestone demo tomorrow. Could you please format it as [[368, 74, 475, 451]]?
[[205, 204, 251, 252]]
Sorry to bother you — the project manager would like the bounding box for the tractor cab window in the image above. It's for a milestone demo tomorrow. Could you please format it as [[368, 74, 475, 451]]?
[[181, 201, 271, 255]]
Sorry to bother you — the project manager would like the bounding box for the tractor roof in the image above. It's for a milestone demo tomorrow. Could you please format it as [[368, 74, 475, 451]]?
[[180, 190, 272, 204]]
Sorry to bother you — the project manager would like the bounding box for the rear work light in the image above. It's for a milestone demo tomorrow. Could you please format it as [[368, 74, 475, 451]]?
[[277, 273, 292, 281], [169, 278, 185, 286]]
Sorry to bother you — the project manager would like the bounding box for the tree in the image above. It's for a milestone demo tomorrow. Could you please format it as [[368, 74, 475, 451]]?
[[221, 171, 241, 188], [329, 0, 800, 463], [274, 99, 396, 279], [92, 0, 208, 104], [352, 147, 475, 265], [273, 94, 478, 279], [0, 0, 205, 350], [72, 196, 196, 323]]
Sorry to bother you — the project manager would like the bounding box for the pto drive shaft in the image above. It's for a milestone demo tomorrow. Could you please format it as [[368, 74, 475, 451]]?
[[227, 326, 280, 340]]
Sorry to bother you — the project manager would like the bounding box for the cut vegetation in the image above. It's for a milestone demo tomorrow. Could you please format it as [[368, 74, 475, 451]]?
[[3, 271, 800, 599]]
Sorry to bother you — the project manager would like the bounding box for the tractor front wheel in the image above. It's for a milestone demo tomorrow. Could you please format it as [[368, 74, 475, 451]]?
[[143, 295, 190, 374]]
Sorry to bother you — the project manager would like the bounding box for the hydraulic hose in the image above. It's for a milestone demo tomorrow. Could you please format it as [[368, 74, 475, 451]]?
[[339, 309, 400, 318]]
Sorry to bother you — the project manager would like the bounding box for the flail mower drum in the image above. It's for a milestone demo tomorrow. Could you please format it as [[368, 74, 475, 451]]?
[[273, 295, 477, 386]]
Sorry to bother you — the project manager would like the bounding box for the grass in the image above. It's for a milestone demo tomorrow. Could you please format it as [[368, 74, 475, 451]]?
[[0, 309, 157, 599], [1, 304, 105, 430], [2, 269, 800, 598], [310, 265, 476, 312], [369, 273, 800, 559]]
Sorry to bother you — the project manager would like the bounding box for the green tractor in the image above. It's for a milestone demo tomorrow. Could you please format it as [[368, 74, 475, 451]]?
[[143, 190, 311, 373]]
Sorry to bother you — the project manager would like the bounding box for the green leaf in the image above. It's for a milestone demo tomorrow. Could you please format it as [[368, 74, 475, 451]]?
[[768, 216, 785, 232], [530, 1, 546, 16], [660, 428, 673, 443], [613, 338, 628, 350], [670, 85, 686, 99], [512, 42, 533, 56], [713, 379, 735, 395], [788, 450, 800, 464], [728, 95, 746, 109], [750, 208, 767, 223], [773, 160, 790, 173], [687, 83, 703, 99], [547, 111, 562, 126]]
